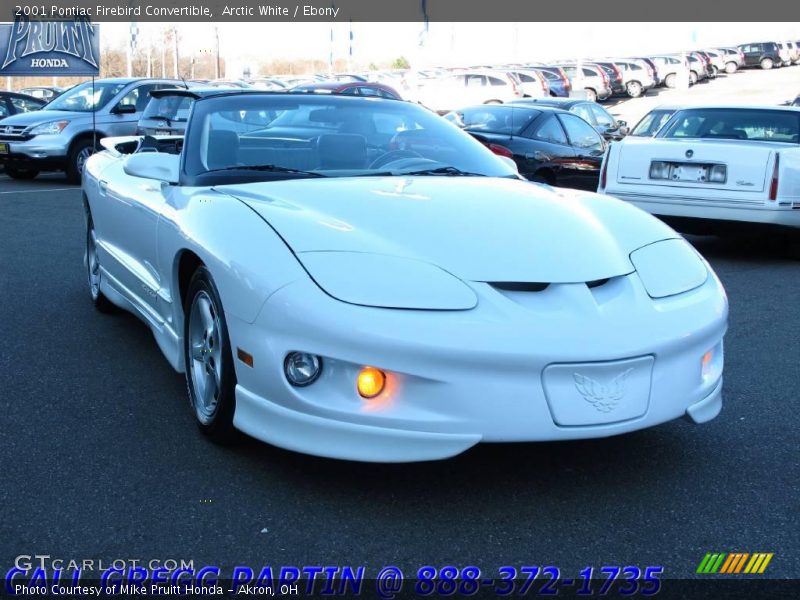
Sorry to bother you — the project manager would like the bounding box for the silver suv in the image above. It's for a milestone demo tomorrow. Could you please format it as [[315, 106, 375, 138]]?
[[0, 77, 181, 182]]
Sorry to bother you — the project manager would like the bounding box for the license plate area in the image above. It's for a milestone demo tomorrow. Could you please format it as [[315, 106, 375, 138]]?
[[542, 356, 654, 426], [650, 160, 727, 183]]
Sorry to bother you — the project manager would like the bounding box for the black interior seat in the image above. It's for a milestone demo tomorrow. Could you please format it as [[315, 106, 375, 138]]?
[[317, 134, 368, 169], [207, 130, 239, 170]]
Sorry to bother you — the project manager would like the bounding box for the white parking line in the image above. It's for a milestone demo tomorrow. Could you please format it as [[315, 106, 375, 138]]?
[[0, 187, 76, 194]]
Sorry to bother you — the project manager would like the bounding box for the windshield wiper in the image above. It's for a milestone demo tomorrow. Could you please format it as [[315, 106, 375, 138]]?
[[400, 166, 487, 177], [206, 164, 327, 177]]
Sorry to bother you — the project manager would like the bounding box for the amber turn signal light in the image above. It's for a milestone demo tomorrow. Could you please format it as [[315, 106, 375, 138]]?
[[357, 367, 386, 399]]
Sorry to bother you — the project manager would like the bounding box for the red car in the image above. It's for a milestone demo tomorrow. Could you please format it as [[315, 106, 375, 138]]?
[[290, 81, 403, 100]]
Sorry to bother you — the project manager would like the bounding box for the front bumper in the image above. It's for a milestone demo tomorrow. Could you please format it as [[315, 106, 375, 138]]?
[[225, 270, 728, 462], [0, 137, 69, 170]]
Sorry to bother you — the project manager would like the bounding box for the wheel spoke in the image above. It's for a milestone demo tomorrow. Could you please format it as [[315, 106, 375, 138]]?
[[191, 342, 205, 362], [201, 370, 218, 409]]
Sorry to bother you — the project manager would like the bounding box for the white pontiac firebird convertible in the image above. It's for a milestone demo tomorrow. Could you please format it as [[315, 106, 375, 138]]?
[[82, 90, 728, 462]]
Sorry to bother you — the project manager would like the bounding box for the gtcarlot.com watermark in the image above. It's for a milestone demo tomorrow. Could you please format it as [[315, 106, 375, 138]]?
[[14, 556, 194, 573]]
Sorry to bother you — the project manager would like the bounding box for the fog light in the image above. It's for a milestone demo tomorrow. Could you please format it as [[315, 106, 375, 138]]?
[[284, 352, 322, 387], [357, 367, 386, 399]]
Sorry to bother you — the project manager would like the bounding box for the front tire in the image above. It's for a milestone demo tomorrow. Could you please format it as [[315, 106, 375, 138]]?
[[184, 266, 238, 444], [5, 164, 39, 180], [86, 215, 115, 313], [689, 71, 698, 85], [67, 138, 99, 184], [725, 61, 738, 74]]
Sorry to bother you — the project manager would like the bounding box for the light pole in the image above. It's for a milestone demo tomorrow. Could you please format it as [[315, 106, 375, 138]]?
[[214, 26, 220, 79], [173, 26, 179, 78]]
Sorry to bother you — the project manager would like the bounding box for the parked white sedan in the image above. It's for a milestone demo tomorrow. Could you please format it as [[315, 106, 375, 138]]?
[[82, 91, 727, 462], [600, 105, 800, 234]]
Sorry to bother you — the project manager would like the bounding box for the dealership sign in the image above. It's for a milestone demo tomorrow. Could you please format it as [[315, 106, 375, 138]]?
[[0, 16, 100, 76]]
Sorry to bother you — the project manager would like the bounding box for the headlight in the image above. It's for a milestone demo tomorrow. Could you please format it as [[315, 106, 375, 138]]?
[[630, 238, 708, 298], [298, 251, 477, 310], [28, 120, 70, 135]]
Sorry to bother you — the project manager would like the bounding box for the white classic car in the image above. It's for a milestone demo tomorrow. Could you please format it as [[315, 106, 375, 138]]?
[[599, 106, 800, 237], [82, 90, 727, 462]]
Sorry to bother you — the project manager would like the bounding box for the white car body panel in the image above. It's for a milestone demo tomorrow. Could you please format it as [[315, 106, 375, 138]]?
[[83, 137, 728, 462], [601, 135, 800, 227]]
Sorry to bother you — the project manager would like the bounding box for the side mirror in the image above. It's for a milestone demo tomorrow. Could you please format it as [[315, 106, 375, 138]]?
[[617, 119, 627, 127], [113, 104, 137, 115], [498, 155, 519, 173], [123, 152, 179, 184]]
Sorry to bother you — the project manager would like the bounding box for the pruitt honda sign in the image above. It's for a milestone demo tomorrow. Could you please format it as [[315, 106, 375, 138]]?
[[0, 15, 100, 76]]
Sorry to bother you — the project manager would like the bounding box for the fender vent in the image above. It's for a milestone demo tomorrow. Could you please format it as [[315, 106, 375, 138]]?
[[586, 278, 610, 289], [490, 282, 550, 292]]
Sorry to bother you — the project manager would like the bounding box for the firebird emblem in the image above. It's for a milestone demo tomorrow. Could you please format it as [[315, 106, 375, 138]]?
[[573, 368, 634, 413], [685, 149, 694, 158]]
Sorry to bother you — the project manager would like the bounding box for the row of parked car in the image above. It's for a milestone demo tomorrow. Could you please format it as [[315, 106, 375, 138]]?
[[196, 41, 800, 110], [1, 37, 798, 184]]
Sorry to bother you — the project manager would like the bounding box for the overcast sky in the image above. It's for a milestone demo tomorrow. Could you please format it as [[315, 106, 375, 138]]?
[[101, 22, 800, 72]]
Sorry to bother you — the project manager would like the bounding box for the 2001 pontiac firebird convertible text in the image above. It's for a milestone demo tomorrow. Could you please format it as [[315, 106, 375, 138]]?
[[82, 91, 728, 462]]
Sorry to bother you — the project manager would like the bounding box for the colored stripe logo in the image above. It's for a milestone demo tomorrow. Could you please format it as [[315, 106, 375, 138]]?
[[697, 552, 773, 574]]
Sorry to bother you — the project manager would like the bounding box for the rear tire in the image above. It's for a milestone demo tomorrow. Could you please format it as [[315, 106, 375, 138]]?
[[584, 88, 598, 103], [761, 57, 773, 70], [626, 81, 643, 98], [725, 61, 738, 74], [689, 71, 698, 85], [184, 266, 239, 444], [5, 165, 39, 180], [664, 73, 676, 88]]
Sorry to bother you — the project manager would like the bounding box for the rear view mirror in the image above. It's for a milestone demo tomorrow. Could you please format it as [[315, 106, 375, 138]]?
[[498, 155, 518, 173]]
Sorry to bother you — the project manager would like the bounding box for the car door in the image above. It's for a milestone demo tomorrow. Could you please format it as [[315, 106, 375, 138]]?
[[743, 45, 759, 66], [588, 103, 623, 139], [95, 156, 168, 318], [519, 113, 577, 184], [556, 113, 606, 191], [105, 83, 167, 137], [464, 74, 488, 104]]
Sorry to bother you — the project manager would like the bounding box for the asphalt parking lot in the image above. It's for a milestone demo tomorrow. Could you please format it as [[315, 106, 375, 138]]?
[[1, 170, 798, 582]]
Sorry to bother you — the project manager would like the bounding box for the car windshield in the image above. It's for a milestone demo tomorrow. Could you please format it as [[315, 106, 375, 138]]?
[[183, 94, 518, 184], [445, 106, 541, 135], [631, 109, 676, 136], [44, 80, 127, 112], [660, 108, 800, 143], [142, 94, 194, 123]]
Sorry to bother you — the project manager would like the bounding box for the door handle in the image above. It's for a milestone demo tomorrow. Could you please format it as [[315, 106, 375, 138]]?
[[98, 180, 108, 193]]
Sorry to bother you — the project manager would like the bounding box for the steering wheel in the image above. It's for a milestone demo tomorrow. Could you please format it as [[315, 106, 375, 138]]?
[[369, 150, 423, 169]]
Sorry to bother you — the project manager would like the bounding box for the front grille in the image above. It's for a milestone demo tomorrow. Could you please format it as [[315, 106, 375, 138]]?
[[0, 125, 31, 141]]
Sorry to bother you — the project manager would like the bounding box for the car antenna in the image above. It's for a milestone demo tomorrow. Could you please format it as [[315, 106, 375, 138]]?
[[180, 75, 188, 90]]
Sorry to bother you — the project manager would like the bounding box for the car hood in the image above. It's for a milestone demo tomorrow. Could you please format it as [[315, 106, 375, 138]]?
[[221, 176, 677, 283], [0, 109, 89, 126]]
